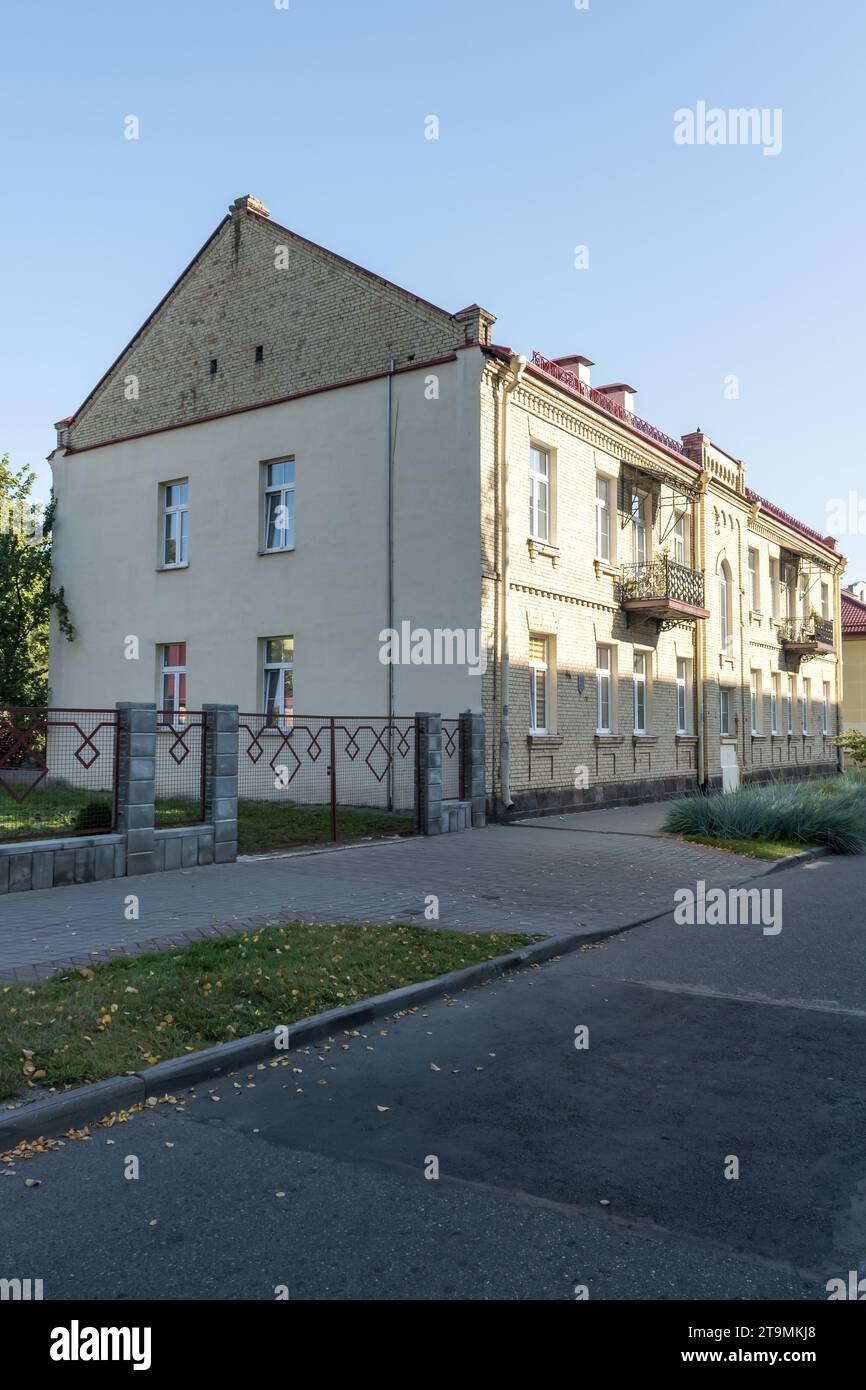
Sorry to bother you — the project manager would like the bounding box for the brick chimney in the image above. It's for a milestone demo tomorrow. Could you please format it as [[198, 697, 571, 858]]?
[[596, 382, 636, 415], [454, 305, 496, 346], [554, 354, 593, 388], [229, 194, 270, 219]]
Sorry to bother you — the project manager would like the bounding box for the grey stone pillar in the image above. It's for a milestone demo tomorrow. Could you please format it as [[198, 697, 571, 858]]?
[[415, 712, 443, 835], [460, 710, 487, 828], [116, 702, 157, 876], [203, 704, 238, 863]]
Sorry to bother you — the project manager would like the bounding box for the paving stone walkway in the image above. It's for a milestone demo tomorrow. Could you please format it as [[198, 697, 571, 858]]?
[[0, 817, 766, 980]]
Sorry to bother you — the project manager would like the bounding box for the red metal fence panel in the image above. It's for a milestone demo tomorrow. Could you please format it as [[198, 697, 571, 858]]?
[[0, 707, 119, 842], [238, 713, 420, 847]]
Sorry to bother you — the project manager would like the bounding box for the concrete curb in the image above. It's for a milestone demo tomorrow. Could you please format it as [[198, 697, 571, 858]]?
[[759, 846, 830, 876], [0, 922, 629, 1148]]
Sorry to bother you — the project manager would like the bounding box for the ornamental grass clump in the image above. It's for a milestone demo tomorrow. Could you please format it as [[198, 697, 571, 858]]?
[[664, 778, 866, 855]]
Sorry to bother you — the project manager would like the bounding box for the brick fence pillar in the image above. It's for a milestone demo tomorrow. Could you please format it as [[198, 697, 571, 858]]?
[[415, 712, 443, 835], [460, 710, 487, 828], [115, 702, 157, 875], [203, 704, 238, 863]]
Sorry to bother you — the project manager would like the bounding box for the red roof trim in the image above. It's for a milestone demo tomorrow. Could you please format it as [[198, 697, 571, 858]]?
[[746, 489, 838, 554], [56, 352, 461, 457]]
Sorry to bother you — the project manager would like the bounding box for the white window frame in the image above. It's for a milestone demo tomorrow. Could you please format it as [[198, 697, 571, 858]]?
[[676, 657, 690, 734], [748, 548, 760, 612], [769, 558, 780, 618], [822, 681, 830, 735], [528, 633, 549, 734], [821, 581, 830, 621], [786, 675, 794, 734], [750, 670, 760, 735], [595, 475, 611, 563], [672, 513, 688, 567], [161, 480, 189, 568], [633, 651, 648, 734], [719, 686, 732, 738], [771, 674, 779, 735], [262, 459, 296, 553], [596, 645, 613, 734], [262, 637, 294, 730], [719, 563, 732, 653], [802, 678, 810, 735], [159, 643, 187, 728], [529, 446, 550, 543], [631, 492, 647, 566]]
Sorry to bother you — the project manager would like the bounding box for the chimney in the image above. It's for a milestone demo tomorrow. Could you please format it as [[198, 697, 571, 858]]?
[[454, 304, 497, 346], [596, 382, 637, 415], [553, 354, 593, 388], [229, 194, 270, 219]]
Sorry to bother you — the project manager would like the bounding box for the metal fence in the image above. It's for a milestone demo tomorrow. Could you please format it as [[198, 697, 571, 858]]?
[[155, 710, 207, 826], [238, 713, 421, 842], [441, 718, 464, 801], [0, 707, 118, 842]]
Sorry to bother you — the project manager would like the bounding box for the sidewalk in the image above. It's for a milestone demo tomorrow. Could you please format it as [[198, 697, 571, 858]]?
[[0, 819, 763, 981]]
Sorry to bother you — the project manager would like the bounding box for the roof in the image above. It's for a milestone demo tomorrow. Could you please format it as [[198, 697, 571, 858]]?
[[842, 587, 866, 636], [746, 489, 838, 555]]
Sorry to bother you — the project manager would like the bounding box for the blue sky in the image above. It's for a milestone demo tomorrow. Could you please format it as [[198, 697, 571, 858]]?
[[2, 0, 864, 578]]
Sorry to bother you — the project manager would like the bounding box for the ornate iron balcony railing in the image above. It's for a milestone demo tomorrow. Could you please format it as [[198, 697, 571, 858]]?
[[780, 616, 834, 646], [619, 560, 706, 608]]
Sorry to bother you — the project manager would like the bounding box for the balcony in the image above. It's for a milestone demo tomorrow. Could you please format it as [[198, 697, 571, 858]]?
[[780, 616, 835, 655], [618, 560, 710, 627]]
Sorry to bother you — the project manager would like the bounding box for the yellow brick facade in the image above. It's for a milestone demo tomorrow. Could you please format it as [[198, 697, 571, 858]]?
[[480, 357, 845, 814]]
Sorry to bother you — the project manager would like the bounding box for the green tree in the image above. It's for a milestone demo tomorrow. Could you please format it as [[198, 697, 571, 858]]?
[[0, 454, 74, 708]]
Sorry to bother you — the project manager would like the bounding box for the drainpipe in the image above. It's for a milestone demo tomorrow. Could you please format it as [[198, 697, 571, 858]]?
[[386, 357, 396, 810], [498, 353, 527, 812]]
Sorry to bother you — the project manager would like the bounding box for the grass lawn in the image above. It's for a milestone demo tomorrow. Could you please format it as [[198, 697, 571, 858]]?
[[682, 835, 808, 861], [0, 922, 531, 1102], [1, 787, 414, 852]]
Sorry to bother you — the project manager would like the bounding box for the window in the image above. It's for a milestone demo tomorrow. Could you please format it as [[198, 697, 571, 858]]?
[[802, 678, 810, 734], [719, 686, 732, 737], [209, 358, 218, 376], [799, 572, 809, 619], [596, 645, 612, 733], [786, 675, 794, 733], [161, 481, 189, 567], [263, 460, 296, 552], [529, 447, 550, 541], [255, 345, 264, 363], [263, 637, 294, 727], [595, 475, 611, 562], [631, 493, 647, 565], [770, 674, 779, 734], [748, 549, 760, 611], [633, 652, 648, 734], [822, 681, 831, 734], [528, 634, 549, 733], [719, 562, 733, 653], [672, 513, 689, 567], [676, 657, 691, 734], [750, 671, 760, 734], [821, 581, 830, 621], [784, 564, 797, 619], [159, 643, 187, 723], [769, 558, 780, 617]]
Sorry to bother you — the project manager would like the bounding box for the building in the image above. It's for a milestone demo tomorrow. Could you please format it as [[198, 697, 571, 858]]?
[[841, 585, 866, 735], [48, 195, 846, 816]]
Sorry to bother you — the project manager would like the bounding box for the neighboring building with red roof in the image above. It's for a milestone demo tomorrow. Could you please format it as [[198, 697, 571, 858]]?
[[47, 195, 847, 818], [841, 585, 866, 734]]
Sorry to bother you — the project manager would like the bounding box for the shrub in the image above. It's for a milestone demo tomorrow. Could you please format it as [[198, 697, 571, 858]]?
[[73, 799, 113, 834], [664, 778, 866, 854], [835, 730, 866, 766]]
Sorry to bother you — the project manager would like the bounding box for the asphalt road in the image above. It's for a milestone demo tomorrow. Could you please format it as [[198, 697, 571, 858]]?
[[2, 853, 864, 1300]]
